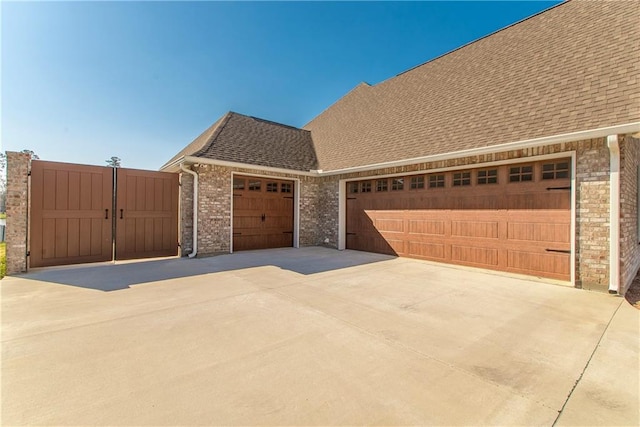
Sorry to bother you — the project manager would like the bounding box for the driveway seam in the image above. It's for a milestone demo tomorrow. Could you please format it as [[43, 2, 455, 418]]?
[[552, 298, 624, 426]]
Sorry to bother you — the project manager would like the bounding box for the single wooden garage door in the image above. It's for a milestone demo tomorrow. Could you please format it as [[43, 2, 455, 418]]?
[[346, 159, 571, 281], [232, 175, 294, 251]]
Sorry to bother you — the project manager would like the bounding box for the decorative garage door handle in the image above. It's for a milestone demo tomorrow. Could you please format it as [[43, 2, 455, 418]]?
[[105, 209, 109, 219], [120, 209, 124, 219], [546, 248, 570, 254], [261, 213, 266, 222]]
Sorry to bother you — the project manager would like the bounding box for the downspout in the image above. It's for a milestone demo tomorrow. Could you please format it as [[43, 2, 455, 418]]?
[[180, 163, 198, 258], [607, 135, 620, 294]]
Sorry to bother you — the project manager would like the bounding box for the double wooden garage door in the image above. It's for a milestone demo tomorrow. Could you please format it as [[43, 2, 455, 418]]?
[[232, 175, 294, 251], [30, 160, 179, 268], [346, 159, 571, 281]]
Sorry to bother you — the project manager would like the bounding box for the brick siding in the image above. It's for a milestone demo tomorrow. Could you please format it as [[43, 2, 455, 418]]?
[[5, 152, 30, 274], [620, 135, 640, 294]]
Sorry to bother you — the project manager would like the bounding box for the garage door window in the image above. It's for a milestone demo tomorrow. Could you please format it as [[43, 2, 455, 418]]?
[[348, 182, 359, 193], [542, 162, 570, 179], [477, 169, 498, 185], [509, 165, 533, 182], [429, 174, 445, 188], [249, 180, 261, 191], [233, 177, 245, 190], [377, 179, 388, 192], [361, 181, 372, 193], [391, 178, 404, 191], [281, 183, 292, 193], [453, 172, 471, 186], [266, 182, 278, 192], [410, 176, 425, 189]]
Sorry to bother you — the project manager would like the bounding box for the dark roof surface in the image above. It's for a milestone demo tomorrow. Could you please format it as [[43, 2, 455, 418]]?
[[164, 112, 317, 171], [166, 0, 639, 172], [304, 0, 640, 170]]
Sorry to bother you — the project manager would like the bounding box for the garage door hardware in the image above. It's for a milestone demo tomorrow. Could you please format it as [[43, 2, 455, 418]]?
[[261, 214, 266, 222], [546, 248, 571, 254], [282, 231, 293, 234], [105, 209, 109, 219], [120, 209, 124, 219], [546, 186, 571, 190]]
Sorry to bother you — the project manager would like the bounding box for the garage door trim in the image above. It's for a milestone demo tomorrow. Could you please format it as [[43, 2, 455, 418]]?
[[338, 151, 576, 285], [230, 172, 300, 252]]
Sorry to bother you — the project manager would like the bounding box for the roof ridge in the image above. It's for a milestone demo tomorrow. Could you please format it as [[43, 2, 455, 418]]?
[[192, 111, 234, 157], [381, 0, 566, 83]]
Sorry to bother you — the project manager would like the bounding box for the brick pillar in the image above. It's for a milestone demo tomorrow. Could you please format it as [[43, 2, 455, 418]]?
[[5, 151, 30, 274]]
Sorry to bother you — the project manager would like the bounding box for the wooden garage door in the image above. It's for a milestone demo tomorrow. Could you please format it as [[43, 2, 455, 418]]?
[[30, 160, 113, 267], [115, 168, 179, 260], [232, 176, 294, 251], [346, 159, 571, 281]]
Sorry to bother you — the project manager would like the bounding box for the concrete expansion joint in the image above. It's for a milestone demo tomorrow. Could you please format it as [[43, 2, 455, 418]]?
[[551, 299, 624, 426]]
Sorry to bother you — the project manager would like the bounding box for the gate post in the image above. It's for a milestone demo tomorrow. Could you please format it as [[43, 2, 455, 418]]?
[[5, 151, 31, 274]]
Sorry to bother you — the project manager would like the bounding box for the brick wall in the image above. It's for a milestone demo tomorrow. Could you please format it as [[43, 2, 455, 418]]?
[[574, 138, 610, 291], [620, 135, 640, 294], [178, 137, 617, 289], [5, 152, 30, 274], [180, 172, 194, 255]]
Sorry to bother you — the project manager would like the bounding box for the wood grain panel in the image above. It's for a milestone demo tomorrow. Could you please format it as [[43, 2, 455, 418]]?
[[346, 159, 571, 281], [232, 175, 294, 251], [115, 168, 178, 260], [30, 160, 113, 267]]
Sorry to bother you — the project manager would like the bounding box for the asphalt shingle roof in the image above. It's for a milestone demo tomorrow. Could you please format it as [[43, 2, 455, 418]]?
[[165, 0, 639, 172], [304, 0, 640, 170], [163, 112, 317, 172]]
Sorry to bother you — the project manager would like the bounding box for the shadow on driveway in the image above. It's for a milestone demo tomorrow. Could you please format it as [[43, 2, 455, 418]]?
[[19, 247, 393, 292]]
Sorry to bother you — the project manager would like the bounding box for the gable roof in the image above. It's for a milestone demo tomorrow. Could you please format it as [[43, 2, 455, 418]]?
[[163, 112, 317, 172], [304, 0, 640, 170]]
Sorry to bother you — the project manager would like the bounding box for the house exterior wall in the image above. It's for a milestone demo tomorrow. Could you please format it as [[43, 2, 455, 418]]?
[[183, 164, 329, 256], [179, 137, 624, 291], [620, 136, 640, 294]]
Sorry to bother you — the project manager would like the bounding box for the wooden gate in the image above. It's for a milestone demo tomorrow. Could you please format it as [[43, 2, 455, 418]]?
[[30, 161, 113, 267], [29, 160, 178, 268], [115, 168, 179, 260]]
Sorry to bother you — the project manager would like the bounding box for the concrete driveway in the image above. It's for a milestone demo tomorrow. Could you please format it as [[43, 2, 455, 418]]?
[[2, 247, 638, 426]]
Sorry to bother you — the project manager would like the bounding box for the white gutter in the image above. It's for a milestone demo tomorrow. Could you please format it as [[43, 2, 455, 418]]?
[[180, 163, 199, 258], [607, 135, 620, 294]]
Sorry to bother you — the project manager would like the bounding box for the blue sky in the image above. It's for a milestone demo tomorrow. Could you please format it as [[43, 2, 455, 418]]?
[[2, 1, 560, 170]]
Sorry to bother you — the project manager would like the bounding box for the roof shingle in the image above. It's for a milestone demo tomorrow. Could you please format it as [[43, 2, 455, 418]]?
[[163, 112, 317, 171]]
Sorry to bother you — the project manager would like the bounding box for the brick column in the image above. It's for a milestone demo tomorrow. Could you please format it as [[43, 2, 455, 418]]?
[[5, 151, 30, 274]]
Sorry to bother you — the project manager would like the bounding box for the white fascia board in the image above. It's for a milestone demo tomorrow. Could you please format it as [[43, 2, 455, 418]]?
[[183, 156, 317, 177]]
